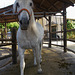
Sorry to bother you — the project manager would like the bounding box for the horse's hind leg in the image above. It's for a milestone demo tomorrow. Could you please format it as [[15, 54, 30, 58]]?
[[33, 42, 42, 66], [39, 41, 42, 63], [18, 47, 25, 75]]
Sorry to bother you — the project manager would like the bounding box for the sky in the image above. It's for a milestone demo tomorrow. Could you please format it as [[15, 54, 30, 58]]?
[[0, 0, 15, 8], [67, 5, 75, 19], [0, 0, 75, 19]]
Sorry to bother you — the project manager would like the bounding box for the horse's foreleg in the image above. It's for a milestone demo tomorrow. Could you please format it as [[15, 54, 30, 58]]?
[[18, 47, 25, 75], [35, 45, 42, 73], [33, 49, 37, 66]]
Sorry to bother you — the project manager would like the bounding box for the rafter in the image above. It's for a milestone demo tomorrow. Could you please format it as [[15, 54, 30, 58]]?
[[47, 0, 60, 11], [69, 0, 75, 3], [58, 0, 74, 6], [34, 1, 49, 12], [48, 0, 58, 10], [34, 5, 41, 12], [40, 0, 45, 6]]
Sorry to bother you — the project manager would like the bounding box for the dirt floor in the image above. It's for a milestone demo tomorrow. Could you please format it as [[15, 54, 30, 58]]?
[[0, 47, 75, 75]]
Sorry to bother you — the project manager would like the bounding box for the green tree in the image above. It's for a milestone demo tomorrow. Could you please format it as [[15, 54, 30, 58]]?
[[67, 20, 74, 30], [73, 23, 75, 28], [67, 20, 75, 39], [0, 23, 5, 29], [7, 22, 19, 31], [0, 22, 19, 31]]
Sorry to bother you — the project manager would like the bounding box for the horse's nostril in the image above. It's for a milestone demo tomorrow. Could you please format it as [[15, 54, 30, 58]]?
[[27, 20, 29, 24], [20, 20, 22, 24]]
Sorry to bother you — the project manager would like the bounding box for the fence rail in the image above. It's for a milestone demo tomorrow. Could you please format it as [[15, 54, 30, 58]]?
[[0, 54, 12, 60], [51, 44, 64, 47], [66, 29, 75, 32], [66, 48, 75, 54], [0, 28, 17, 64], [43, 28, 75, 53], [0, 43, 13, 47], [0, 38, 12, 41], [51, 31, 64, 34]]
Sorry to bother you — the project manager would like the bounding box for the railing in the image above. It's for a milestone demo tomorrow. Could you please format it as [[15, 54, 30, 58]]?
[[0, 28, 17, 64], [43, 28, 75, 54]]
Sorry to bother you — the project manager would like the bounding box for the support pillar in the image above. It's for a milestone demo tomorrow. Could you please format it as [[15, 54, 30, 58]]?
[[49, 16, 51, 48], [5, 22, 7, 38], [11, 28, 17, 64], [63, 3, 67, 52]]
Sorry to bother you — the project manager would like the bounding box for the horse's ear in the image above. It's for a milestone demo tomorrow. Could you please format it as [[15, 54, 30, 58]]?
[[13, 1, 17, 13]]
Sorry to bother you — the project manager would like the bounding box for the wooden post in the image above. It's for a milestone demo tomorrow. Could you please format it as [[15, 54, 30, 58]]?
[[11, 28, 17, 64], [49, 16, 51, 48], [1, 32, 3, 43], [5, 22, 7, 38], [63, 3, 67, 52]]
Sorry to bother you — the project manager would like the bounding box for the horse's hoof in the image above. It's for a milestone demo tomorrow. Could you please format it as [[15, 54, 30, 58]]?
[[34, 63, 37, 66], [38, 69, 42, 74], [40, 59, 42, 64]]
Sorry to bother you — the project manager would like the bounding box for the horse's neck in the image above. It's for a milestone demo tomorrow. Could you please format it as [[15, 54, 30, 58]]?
[[30, 11, 36, 25], [29, 12, 39, 36]]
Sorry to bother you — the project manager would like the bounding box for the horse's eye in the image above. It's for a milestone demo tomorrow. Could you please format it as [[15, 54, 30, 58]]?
[[30, 2, 32, 6], [16, 2, 20, 7]]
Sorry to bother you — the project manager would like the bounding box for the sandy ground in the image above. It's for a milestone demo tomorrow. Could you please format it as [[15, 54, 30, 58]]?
[[0, 47, 75, 75]]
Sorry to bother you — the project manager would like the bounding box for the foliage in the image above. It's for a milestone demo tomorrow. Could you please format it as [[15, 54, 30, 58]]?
[[0, 23, 5, 29], [67, 20, 75, 39], [73, 23, 75, 28], [7, 22, 19, 31], [67, 20, 74, 30], [0, 22, 19, 31]]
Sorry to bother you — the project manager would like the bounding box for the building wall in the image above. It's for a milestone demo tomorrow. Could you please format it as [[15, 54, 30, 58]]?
[[36, 16, 63, 38]]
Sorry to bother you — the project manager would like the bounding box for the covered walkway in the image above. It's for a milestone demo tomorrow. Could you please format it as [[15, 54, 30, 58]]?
[[0, 0, 75, 75]]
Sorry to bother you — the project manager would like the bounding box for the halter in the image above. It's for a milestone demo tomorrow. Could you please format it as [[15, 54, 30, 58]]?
[[18, 8, 32, 20]]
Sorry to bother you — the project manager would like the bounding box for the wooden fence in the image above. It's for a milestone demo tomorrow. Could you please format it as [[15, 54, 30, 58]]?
[[0, 28, 17, 64], [0, 28, 75, 65], [44, 28, 75, 53]]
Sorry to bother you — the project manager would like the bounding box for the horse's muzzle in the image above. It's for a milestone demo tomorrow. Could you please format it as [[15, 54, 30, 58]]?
[[20, 24, 29, 30], [19, 18, 29, 30], [20, 26, 28, 30]]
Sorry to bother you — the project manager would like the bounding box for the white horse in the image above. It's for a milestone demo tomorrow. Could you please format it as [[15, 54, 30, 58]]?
[[13, 0, 44, 75]]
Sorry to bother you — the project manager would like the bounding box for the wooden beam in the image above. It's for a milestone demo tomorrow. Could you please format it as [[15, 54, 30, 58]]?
[[58, 0, 74, 6], [40, 0, 45, 6], [11, 28, 17, 64], [0, 38, 12, 41], [66, 29, 75, 32], [66, 48, 75, 54], [5, 22, 7, 38], [0, 54, 12, 60], [67, 39, 75, 42], [44, 12, 49, 21], [47, 0, 60, 11], [49, 16, 51, 48], [48, 0, 59, 10], [63, 3, 67, 53], [34, 1, 49, 12], [51, 44, 64, 47], [0, 43, 12, 47]]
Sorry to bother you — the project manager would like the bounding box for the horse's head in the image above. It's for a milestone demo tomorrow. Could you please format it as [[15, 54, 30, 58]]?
[[13, 0, 33, 30]]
